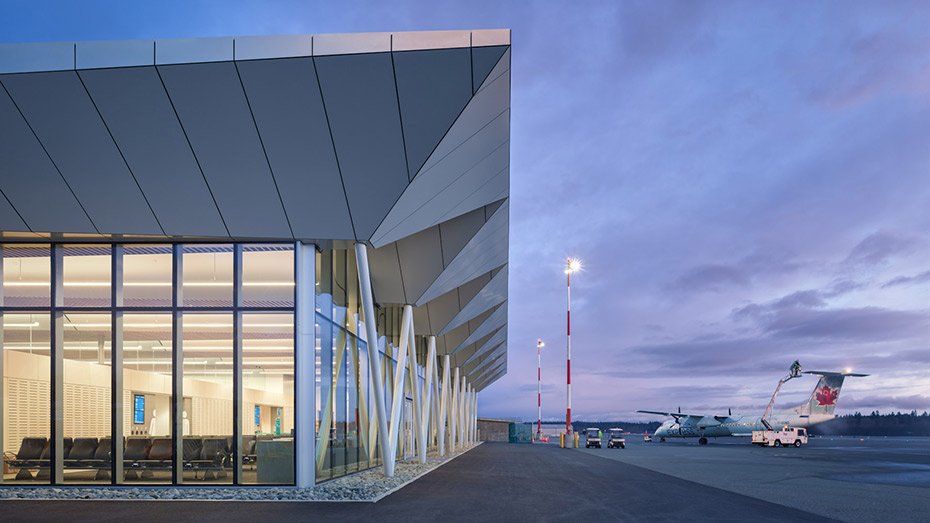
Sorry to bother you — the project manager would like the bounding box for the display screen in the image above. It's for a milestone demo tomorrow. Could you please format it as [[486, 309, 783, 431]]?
[[133, 394, 145, 424], [255, 405, 261, 426]]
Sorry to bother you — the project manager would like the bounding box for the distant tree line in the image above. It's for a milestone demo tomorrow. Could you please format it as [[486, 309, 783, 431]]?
[[812, 411, 930, 436]]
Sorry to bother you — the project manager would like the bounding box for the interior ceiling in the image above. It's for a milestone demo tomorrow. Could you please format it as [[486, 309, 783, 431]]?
[[0, 30, 510, 390]]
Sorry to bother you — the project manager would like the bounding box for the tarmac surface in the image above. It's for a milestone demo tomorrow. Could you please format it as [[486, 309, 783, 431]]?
[[0, 442, 839, 523], [578, 435, 930, 523]]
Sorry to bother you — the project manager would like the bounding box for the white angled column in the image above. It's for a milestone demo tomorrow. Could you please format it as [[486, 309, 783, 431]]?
[[459, 375, 467, 446], [419, 336, 436, 463], [439, 355, 450, 456], [355, 243, 394, 477], [451, 367, 459, 451]]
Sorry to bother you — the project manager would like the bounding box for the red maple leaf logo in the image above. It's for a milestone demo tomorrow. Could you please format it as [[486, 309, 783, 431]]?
[[815, 385, 838, 406]]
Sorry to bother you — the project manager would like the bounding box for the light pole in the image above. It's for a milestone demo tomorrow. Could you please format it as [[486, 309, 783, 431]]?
[[537, 339, 544, 440], [565, 258, 581, 434]]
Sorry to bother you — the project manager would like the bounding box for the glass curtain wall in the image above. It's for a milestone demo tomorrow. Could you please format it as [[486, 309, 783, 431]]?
[[0, 243, 295, 486]]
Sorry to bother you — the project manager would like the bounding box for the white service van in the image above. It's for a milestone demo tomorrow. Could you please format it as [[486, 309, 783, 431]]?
[[752, 426, 808, 447]]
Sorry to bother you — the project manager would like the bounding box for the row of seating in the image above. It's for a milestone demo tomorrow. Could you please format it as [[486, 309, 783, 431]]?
[[5, 436, 271, 480]]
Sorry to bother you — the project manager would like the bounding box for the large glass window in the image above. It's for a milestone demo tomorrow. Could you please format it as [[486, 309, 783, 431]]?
[[123, 313, 172, 484], [183, 313, 232, 484], [62, 313, 111, 484], [1, 243, 297, 487], [63, 245, 110, 308], [182, 245, 232, 308], [1, 245, 50, 307], [1, 312, 51, 484], [242, 312, 294, 484]]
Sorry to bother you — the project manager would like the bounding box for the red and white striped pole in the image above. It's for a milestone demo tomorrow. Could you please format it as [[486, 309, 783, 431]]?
[[565, 258, 580, 435], [537, 339, 544, 440]]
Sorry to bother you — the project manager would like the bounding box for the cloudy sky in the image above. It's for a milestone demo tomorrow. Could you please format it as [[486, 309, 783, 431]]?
[[4, 0, 928, 421]]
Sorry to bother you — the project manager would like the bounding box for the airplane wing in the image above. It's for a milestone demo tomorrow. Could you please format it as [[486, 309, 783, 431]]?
[[637, 410, 702, 418]]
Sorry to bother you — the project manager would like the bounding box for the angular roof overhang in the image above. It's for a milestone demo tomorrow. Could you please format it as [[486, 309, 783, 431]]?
[[0, 29, 511, 390]]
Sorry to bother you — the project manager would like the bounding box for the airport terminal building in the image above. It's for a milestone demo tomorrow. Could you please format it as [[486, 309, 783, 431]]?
[[0, 29, 510, 487]]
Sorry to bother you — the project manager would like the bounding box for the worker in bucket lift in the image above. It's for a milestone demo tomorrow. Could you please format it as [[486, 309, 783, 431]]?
[[790, 360, 802, 378]]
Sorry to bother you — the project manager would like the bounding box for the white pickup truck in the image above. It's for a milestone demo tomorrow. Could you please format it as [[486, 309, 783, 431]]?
[[752, 426, 808, 447]]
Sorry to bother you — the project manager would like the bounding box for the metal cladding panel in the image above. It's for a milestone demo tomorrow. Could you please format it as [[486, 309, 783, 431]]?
[[236, 57, 354, 240], [476, 366, 506, 390], [313, 32, 391, 56], [155, 37, 233, 65], [157, 62, 292, 239], [0, 41, 73, 73], [0, 193, 27, 231], [462, 329, 506, 367], [470, 353, 505, 382], [468, 344, 505, 374], [77, 66, 229, 237], [0, 71, 163, 235], [366, 242, 406, 305], [234, 35, 312, 61], [457, 272, 492, 306], [392, 31, 471, 52], [471, 29, 511, 48], [424, 287, 460, 337], [76, 39, 154, 69], [412, 303, 431, 336], [439, 206, 485, 268], [370, 62, 510, 248], [314, 52, 409, 240], [393, 48, 473, 178], [0, 86, 95, 233], [442, 308, 491, 358], [395, 226, 444, 304], [416, 201, 509, 306], [453, 303, 507, 353], [471, 45, 508, 93], [439, 267, 508, 336]]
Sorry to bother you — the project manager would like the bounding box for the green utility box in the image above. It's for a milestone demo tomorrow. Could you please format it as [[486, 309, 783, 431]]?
[[508, 423, 534, 443]]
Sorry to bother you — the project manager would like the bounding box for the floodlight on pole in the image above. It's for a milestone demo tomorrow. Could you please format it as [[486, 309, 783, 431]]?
[[565, 257, 581, 435], [537, 338, 544, 441]]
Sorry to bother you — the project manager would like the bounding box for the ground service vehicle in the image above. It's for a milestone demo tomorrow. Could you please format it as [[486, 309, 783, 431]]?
[[752, 426, 808, 447], [607, 428, 625, 449], [585, 428, 601, 448]]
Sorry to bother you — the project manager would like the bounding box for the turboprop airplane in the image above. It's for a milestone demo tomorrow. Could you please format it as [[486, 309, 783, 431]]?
[[638, 369, 867, 445]]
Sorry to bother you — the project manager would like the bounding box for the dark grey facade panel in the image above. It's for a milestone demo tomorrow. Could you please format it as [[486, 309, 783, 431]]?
[[471, 45, 508, 94], [0, 191, 28, 231], [366, 242, 406, 305], [395, 225, 444, 304], [235, 57, 355, 241], [0, 85, 96, 233], [393, 48, 473, 179], [156, 62, 292, 239], [424, 287, 461, 338], [77, 66, 229, 237], [1, 71, 163, 235], [438, 206, 486, 269], [314, 52, 409, 240]]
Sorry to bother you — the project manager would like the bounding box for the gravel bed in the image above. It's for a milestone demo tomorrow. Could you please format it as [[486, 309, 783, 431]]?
[[0, 443, 479, 502]]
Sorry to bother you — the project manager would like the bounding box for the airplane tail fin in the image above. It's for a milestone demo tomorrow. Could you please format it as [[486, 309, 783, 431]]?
[[779, 371, 868, 416]]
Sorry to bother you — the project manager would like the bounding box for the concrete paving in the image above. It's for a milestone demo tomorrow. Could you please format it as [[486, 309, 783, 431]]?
[[577, 436, 930, 523], [0, 442, 836, 522]]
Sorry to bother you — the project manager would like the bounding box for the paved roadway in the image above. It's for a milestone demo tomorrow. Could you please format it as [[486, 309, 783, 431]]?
[[577, 436, 930, 523], [0, 442, 836, 523]]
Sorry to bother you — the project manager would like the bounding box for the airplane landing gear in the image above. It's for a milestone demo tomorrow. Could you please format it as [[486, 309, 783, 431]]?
[[699, 437, 708, 445]]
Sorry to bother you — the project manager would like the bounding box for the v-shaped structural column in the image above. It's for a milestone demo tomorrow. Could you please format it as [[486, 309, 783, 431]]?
[[438, 354, 450, 456], [355, 243, 394, 477]]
